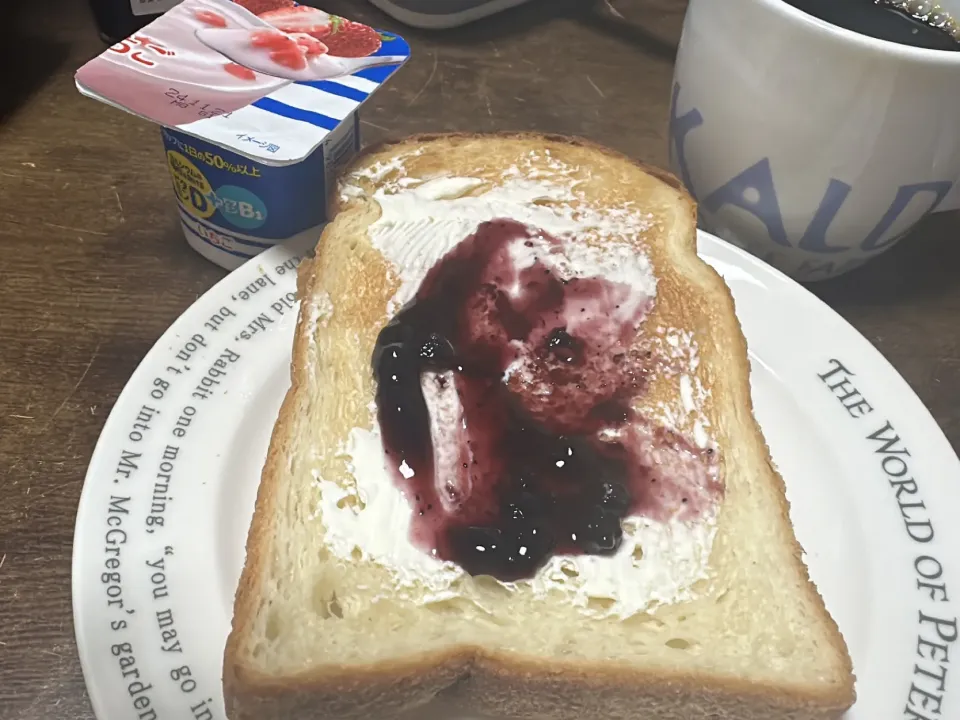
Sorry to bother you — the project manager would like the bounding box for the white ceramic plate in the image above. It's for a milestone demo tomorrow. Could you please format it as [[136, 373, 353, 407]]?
[[72, 231, 960, 720]]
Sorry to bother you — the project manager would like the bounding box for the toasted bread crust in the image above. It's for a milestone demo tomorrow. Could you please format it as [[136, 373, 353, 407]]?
[[223, 132, 855, 720]]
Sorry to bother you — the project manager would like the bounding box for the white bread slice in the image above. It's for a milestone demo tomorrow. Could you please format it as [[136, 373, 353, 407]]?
[[223, 133, 856, 720]]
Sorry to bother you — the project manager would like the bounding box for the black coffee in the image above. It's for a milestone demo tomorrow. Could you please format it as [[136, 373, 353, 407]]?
[[783, 0, 960, 51]]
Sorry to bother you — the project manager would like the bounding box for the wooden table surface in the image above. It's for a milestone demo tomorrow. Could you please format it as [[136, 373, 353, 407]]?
[[1, 0, 958, 717]]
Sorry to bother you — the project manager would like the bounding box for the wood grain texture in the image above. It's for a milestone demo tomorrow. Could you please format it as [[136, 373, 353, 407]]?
[[0, 0, 956, 718]]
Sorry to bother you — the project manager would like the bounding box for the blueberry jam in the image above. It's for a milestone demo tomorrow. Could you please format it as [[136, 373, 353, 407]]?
[[372, 219, 718, 582]]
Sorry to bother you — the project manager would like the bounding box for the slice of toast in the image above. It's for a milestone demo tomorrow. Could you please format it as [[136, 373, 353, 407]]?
[[223, 133, 856, 720]]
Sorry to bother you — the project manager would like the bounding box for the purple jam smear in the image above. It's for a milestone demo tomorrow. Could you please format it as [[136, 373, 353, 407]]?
[[372, 219, 720, 582]]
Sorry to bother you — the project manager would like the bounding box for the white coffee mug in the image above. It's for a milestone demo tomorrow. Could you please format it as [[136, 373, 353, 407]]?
[[670, 0, 960, 281]]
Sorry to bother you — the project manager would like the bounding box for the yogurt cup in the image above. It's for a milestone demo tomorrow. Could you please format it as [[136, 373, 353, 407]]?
[[75, 0, 411, 269]]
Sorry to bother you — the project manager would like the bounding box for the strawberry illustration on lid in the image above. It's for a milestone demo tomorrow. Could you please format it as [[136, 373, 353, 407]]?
[[257, 6, 385, 58], [313, 17, 384, 58], [231, 0, 295, 14], [256, 5, 332, 34], [246, 28, 329, 71]]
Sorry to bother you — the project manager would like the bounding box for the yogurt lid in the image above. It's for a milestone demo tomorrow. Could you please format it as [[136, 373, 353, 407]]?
[[75, 0, 411, 165]]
